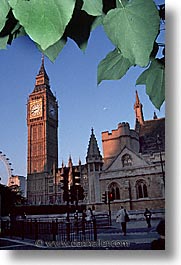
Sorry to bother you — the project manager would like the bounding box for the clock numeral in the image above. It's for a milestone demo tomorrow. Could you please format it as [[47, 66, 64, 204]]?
[[30, 100, 42, 118]]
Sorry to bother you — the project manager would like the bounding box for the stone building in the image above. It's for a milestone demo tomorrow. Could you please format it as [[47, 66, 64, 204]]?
[[7, 175, 27, 197], [26, 60, 165, 211], [94, 91, 165, 211]]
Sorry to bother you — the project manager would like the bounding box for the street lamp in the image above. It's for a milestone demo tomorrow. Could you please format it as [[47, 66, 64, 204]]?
[[156, 134, 165, 188], [0, 177, 1, 234]]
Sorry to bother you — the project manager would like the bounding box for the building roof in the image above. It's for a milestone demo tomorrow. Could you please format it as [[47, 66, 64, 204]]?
[[139, 118, 165, 154], [33, 55, 53, 95], [38, 55, 49, 80]]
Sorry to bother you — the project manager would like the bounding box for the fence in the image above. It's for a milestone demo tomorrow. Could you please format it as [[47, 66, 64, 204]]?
[[1, 214, 109, 242]]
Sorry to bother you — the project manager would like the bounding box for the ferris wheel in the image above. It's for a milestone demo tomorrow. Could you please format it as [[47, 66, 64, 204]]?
[[0, 151, 13, 185]]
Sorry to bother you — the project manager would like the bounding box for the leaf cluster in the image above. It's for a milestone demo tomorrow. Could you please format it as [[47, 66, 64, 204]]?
[[0, 0, 165, 109]]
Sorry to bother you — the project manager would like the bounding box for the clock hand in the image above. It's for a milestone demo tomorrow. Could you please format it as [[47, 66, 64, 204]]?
[[31, 107, 38, 113]]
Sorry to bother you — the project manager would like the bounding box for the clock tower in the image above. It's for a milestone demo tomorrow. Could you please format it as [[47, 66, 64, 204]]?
[[27, 56, 58, 205]]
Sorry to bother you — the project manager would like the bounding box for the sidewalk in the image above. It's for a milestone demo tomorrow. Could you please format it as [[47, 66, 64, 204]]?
[[0, 219, 162, 250], [96, 219, 161, 249]]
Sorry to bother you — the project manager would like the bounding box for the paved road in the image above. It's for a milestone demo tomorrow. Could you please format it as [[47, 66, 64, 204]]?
[[0, 219, 161, 250], [94, 219, 160, 250], [0, 238, 41, 250]]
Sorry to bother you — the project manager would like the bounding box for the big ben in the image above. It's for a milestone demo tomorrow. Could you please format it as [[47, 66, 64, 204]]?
[[27, 56, 58, 205]]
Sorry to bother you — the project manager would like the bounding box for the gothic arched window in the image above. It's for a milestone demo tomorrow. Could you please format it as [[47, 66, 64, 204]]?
[[136, 180, 148, 199], [143, 184, 148, 197], [122, 154, 132, 167], [108, 182, 121, 201], [116, 187, 120, 200]]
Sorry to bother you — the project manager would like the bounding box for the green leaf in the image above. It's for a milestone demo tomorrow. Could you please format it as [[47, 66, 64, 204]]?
[[82, 0, 103, 16], [0, 36, 9, 49], [64, 8, 95, 52], [7, 23, 26, 45], [116, 0, 128, 8], [0, 0, 11, 32], [136, 59, 165, 109], [91, 16, 103, 31], [103, 0, 160, 67], [37, 37, 67, 62], [97, 49, 133, 84], [150, 41, 159, 60], [9, 0, 76, 50], [79, 16, 103, 51]]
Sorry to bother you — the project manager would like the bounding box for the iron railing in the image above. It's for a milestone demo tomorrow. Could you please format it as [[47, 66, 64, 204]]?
[[1, 218, 98, 242]]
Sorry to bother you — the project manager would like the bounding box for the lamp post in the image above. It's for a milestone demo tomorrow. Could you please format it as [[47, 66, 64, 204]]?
[[0, 177, 1, 234], [156, 134, 165, 189], [108, 191, 112, 226]]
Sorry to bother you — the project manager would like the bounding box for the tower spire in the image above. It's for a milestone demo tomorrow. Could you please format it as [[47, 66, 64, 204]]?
[[86, 128, 102, 162], [38, 54, 48, 77], [134, 90, 144, 125], [86, 128, 102, 204], [68, 155, 73, 168], [153, 111, 158, 119], [34, 54, 50, 90], [41, 53, 44, 66], [135, 90, 140, 104]]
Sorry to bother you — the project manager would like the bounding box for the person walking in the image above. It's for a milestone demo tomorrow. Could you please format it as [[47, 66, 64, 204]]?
[[82, 209, 87, 237], [74, 210, 79, 222], [116, 206, 129, 236], [82, 209, 87, 223], [144, 208, 152, 228], [22, 212, 26, 220], [86, 207, 94, 222]]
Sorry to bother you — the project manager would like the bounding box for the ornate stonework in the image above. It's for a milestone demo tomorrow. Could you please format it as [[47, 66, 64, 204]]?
[[26, 62, 165, 211], [27, 57, 58, 205]]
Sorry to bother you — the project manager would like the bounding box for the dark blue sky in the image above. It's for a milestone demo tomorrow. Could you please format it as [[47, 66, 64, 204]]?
[[0, 1, 165, 185]]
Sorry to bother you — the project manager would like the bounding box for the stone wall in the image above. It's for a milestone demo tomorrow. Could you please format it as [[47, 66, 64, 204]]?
[[102, 122, 139, 166]]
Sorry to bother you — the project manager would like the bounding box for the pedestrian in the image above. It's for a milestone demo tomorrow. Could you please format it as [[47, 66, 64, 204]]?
[[116, 206, 129, 236], [82, 209, 87, 236], [74, 210, 79, 234], [144, 208, 152, 228], [151, 219, 165, 250], [22, 212, 26, 220], [92, 205, 96, 214], [82, 209, 87, 222], [86, 207, 94, 222]]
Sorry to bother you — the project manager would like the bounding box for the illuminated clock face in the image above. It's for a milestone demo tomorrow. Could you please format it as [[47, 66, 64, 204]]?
[[49, 104, 55, 118], [30, 100, 42, 118]]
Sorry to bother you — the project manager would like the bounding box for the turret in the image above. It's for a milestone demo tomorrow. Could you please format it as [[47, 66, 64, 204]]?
[[68, 155, 73, 168], [86, 128, 102, 164], [33, 54, 52, 93], [102, 122, 139, 166], [86, 128, 103, 204], [153, 111, 158, 119], [68, 155, 73, 188], [134, 90, 144, 127]]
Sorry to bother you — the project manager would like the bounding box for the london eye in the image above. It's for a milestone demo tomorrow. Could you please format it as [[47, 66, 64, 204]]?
[[0, 151, 13, 186]]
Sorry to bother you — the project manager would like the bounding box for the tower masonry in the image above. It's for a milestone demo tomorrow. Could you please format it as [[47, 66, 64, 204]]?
[[27, 57, 58, 205], [102, 122, 139, 166], [86, 128, 103, 204]]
